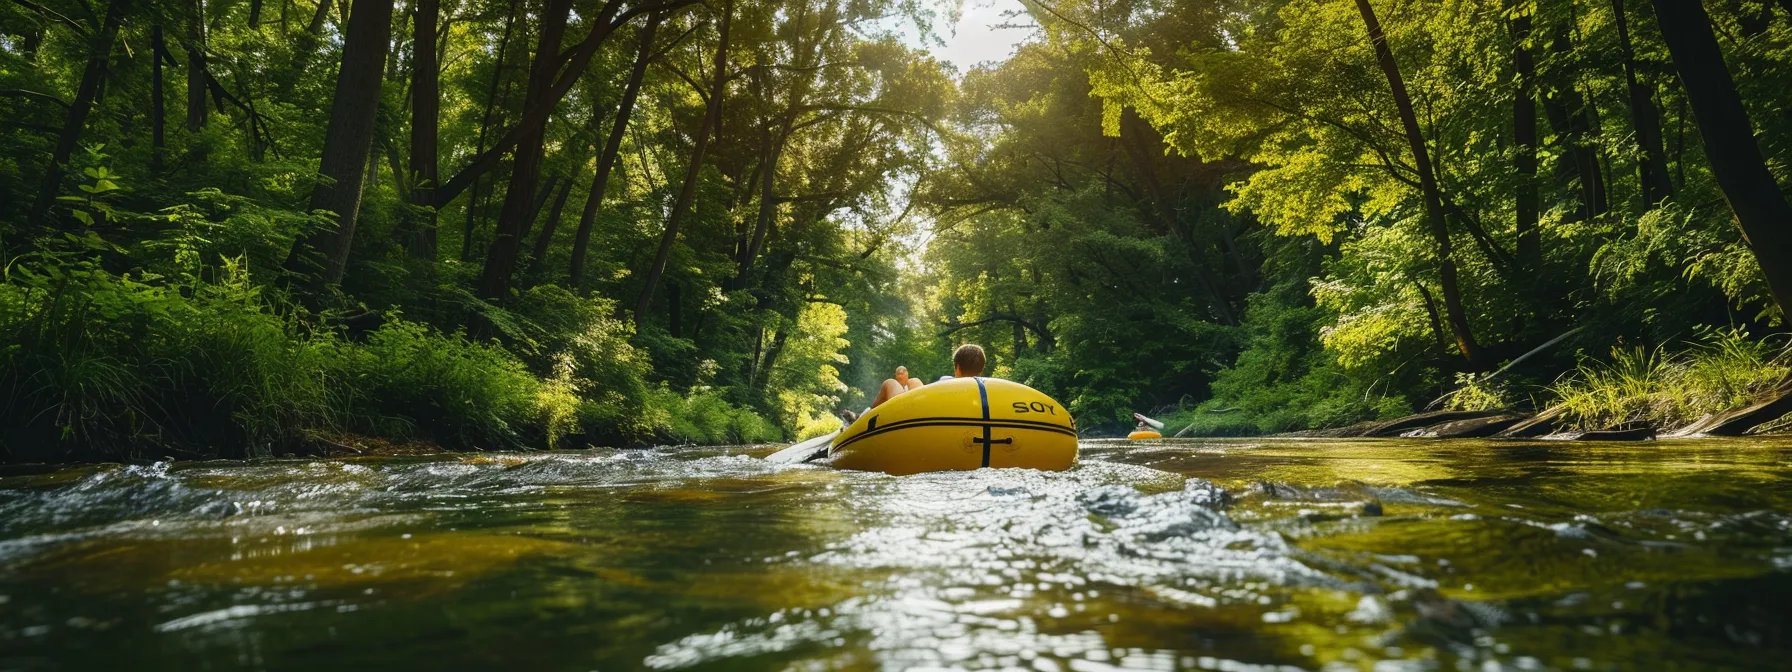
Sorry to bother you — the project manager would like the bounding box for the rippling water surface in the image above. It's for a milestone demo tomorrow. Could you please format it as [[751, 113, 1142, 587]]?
[[1, 438, 1789, 670]]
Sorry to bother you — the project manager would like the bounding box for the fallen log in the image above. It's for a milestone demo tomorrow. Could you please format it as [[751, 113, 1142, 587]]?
[[1666, 383, 1792, 437], [1546, 424, 1657, 441], [1495, 405, 1566, 438], [1362, 409, 1506, 437], [1279, 420, 1382, 438], [1404, 414, 1527, 438]]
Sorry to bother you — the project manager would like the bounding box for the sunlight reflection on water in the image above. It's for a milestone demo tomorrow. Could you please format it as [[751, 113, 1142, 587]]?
[[0, 438, 1788, 670]]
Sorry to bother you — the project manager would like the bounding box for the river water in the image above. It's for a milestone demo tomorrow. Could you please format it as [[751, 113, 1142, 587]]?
[[0, 438, 1787, 670]]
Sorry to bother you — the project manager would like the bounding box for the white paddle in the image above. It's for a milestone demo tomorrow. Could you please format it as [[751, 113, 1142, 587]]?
[[764, 427, 841, 464], [1133, 413, 1166, 431]]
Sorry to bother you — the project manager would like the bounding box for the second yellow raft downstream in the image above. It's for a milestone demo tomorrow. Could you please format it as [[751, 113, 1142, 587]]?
[[829, 377, 1078, 475]]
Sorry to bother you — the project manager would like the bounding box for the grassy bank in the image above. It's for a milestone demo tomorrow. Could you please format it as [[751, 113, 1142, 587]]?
[[1538, 329, 1790, 432], [0, 255, 779, 463], [1160, 326, 1792, 437]]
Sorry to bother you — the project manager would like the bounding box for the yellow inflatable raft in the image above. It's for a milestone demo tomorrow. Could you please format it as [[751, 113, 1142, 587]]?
[[1127, 430, 1162, 440], [829, 377, 1078, 475]]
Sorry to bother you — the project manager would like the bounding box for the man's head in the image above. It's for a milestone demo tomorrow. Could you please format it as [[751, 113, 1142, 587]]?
[[894, 366, 910, 384], [952, 344, 986, 378]]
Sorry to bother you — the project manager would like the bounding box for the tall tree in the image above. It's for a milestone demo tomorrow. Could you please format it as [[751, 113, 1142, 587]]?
[[1353, 0, 1484, 365], [152, 24, 168, 173], [634, 0, 733, 327], [308, 0, 333, 34], [185, 0, 208, 132], [30, 0, 130, 225], [407, 0, 441, 259], [1511, 7, 1541, 269], [1648, 0, 1792, 316], [1612, 0, 1673, 205], [569, 14, 661, 287], [1540, 16, 1608, 220], [475, 0, 576, 299], [432, 0, 676, 211], [733, 0, 840, 289], [529, 173, 574, 266], [282, 0, 396, 287], [457, 0, 524, 262]]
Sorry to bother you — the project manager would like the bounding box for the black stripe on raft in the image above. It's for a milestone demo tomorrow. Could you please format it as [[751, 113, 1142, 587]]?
[[832, 420, 1077, 452], [976, 378, 992, 467], [845, 415, 1071, 435]]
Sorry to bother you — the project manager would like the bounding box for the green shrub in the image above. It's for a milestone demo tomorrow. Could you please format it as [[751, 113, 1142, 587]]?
[[328, 319, 553, 450], [0, 255, 329, 460], [1443, 372, 1514, 412], [647, 387, 782, 445], [1163, 280, 1414, 436], [0, 254, 651, 460]]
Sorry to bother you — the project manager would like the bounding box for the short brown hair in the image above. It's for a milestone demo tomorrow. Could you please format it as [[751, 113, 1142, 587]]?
[[953, 344, 986, 377]]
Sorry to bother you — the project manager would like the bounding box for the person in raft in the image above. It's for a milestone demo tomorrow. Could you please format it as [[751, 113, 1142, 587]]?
[[873, 344, 987, 405], [844, 345, 988, 420]]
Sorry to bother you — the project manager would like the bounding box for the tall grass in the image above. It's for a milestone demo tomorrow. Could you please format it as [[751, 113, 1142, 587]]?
[[1549, 328, 1790, 431]]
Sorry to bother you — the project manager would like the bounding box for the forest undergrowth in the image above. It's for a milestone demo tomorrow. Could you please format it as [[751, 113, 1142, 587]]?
[[0, 251, 778, 462]]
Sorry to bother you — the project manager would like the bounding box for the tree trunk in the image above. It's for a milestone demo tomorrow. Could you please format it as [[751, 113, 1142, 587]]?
[[1612, 0, 1674, 205], [737, 124, 785, 284], [1648, 0, 1792, 317], [30, 0, 129, 226], [308, 0, 332, 34], [185, 0, 208, 132], [431, 0, 641, 210], [529, 175, 573, 265], [406, 0, 440, 259], [457, 0, 524, 262], [22, 26, 42, 60], [250, 0, 263, 26], [569, 14, 660, 286], [633, 0, 733, 327], [476, 0, 573, 300], [152, 25, 167, 173], [1511, 10, 1541, 269], [1354, 0, 1484, 365], [282, 0, 395, 287], [521, 175, 563, 243], [667, 281, 682, 337], [1541, 16, 1608, 220], [753, 326, 789, 394]]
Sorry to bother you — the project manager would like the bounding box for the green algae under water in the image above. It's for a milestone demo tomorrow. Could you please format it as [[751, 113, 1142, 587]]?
[[0, 438, 1788, 670]]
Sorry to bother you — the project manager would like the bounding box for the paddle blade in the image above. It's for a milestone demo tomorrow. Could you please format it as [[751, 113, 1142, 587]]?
[[764, 429, 840, 465]]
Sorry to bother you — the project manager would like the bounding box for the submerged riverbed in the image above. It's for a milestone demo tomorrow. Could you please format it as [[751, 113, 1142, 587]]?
[[0, 438, 1788, 670]]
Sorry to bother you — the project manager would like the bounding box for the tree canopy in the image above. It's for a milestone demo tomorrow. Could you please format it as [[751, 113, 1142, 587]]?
[[4, 0, 1791, 458]]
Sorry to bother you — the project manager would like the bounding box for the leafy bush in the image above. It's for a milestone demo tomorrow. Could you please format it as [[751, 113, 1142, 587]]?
[[648, 388, 782, 445], [1162, 279, 1414, 436], [509, 285, 658, 444], [0, 250, 682, 460], [1443, 372, 1514, 412], [327, 318, 555, 450], [0, 255, 330, 460]]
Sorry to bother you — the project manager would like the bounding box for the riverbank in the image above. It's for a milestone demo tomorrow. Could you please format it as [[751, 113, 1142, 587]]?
[[1159, 328, 1792, 441], [0, 260, 782, 464]]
